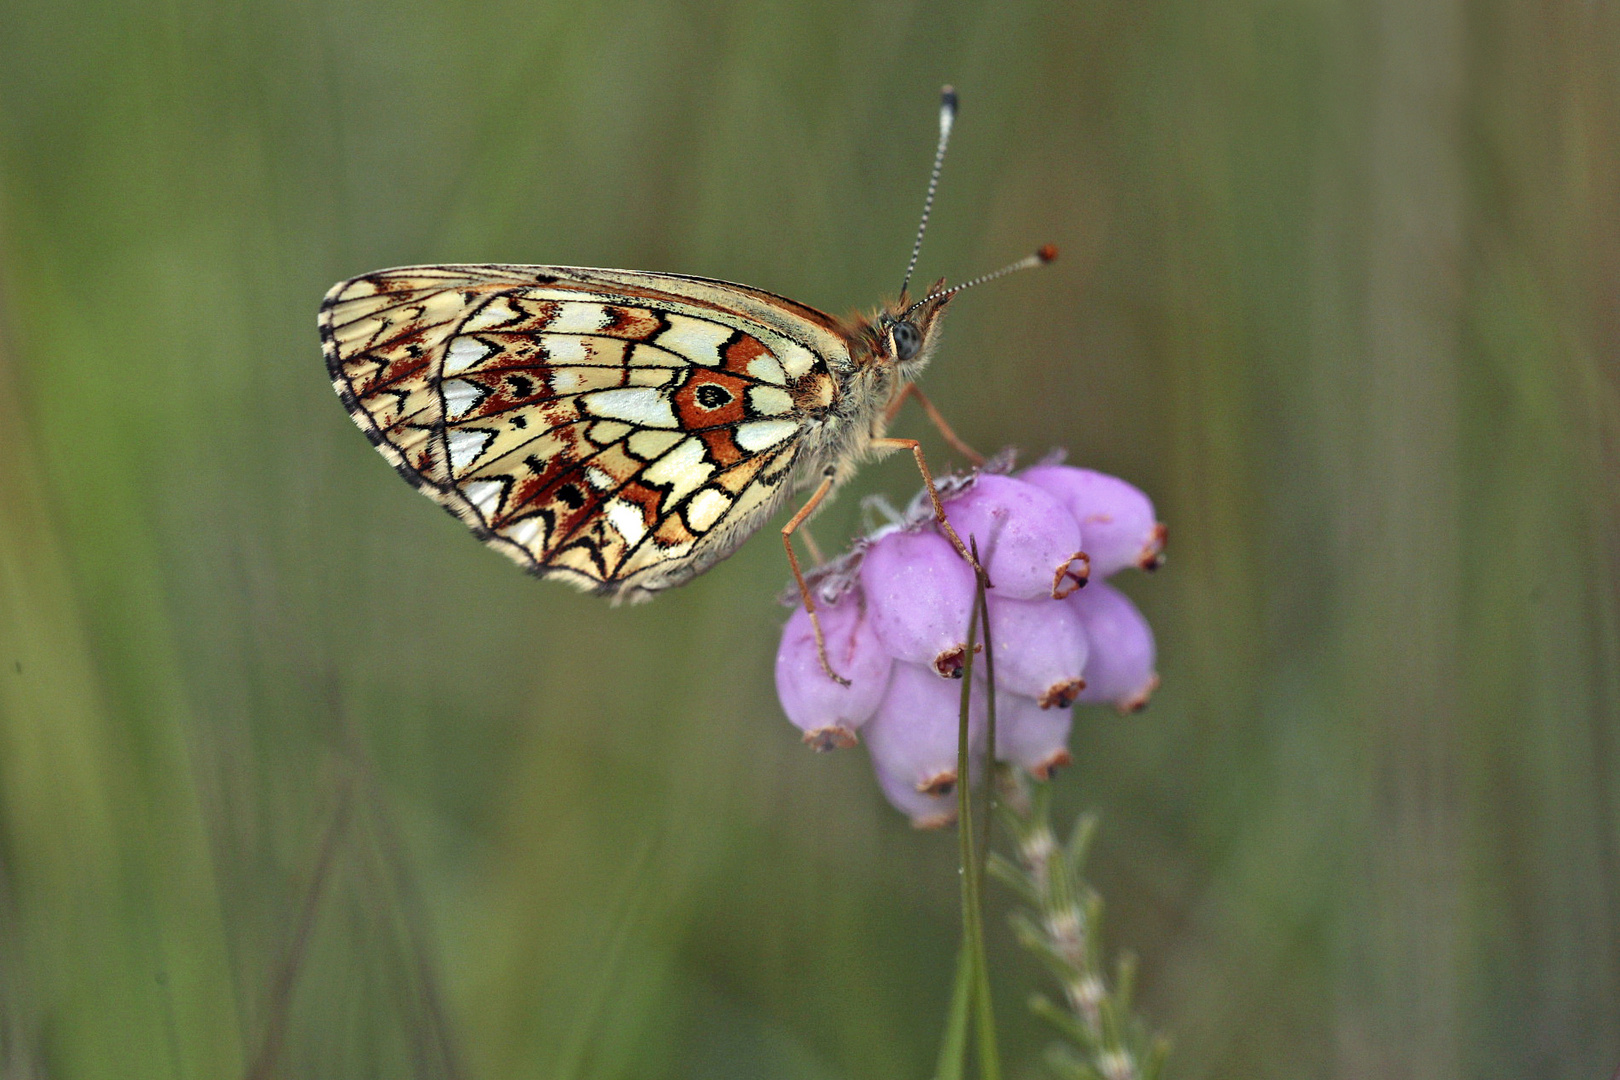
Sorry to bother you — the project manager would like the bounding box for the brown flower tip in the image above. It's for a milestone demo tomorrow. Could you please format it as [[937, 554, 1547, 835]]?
[[1029, 748, 1073, 781], [1038, 678, 1086, 710], [1138, 523, 1169, 571], [1116, 673, 1161, 715], [918, 770, 958, 796], [802, 725, 859, 752], [1051, 552, 1091, 599]]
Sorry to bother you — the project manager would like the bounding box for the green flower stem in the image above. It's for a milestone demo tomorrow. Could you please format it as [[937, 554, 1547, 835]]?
[[937, 561, 1002, 1080], [972, 562, 1001, 1078]]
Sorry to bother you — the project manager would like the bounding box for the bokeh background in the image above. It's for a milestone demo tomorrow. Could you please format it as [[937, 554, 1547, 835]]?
[[3, 0, 1618, 1077]]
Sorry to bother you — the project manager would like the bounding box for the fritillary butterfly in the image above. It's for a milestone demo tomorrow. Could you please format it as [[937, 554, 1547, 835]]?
[[320, 88, 1052, 677]]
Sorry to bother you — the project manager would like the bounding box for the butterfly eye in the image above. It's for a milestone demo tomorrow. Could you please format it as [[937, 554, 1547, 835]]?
[[892, 320, 922, 361]]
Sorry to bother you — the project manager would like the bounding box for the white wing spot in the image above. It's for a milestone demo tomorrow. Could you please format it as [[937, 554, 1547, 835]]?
[[580, 388, 678, 428], [604, 498, 648, 546], [747, 386, 794, 417], [545, 337, 590, 365], [655, 315, 733, 366], [463, 479, 504, 519], [464, 296, 519, 331], [686, 488, 733, 532], [509, 516, 545, 549], [777, 340, 818, 378], [442, 379, 484, 420], [735, 419, 799, 453], [447, 429, 495, 471], [444, 336, 496, 375], [643, 437, 714, 503], [546, 302, 612, 334], [585, 466, 615, 491], [746, 354, 787, 385]]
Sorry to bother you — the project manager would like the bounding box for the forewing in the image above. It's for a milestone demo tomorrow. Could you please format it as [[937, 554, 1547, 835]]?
[[320, 264, 847, 598]]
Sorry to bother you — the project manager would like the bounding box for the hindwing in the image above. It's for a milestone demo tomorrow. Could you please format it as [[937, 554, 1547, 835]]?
[[320, 264, 848, 599]]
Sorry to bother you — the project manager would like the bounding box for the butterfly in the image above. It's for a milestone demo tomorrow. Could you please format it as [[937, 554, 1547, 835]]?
[[320, 87, 1052, 676]]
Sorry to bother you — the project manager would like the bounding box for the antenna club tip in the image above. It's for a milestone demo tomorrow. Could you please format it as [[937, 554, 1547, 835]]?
[[940, 85, 958, 112], [1036, 244, 1059, 263]]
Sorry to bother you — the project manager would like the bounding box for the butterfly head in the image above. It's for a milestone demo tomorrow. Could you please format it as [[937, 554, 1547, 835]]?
[[872, 279, 953, 377]]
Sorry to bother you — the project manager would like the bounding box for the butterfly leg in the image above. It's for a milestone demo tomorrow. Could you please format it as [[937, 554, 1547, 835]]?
[[870, 437, 988, 581], [782, 469, 850, 686], [884, 383, 985, 466]]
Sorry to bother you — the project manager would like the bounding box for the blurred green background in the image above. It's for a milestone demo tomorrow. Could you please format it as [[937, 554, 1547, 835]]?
[[3, 0, 1618, 1076]]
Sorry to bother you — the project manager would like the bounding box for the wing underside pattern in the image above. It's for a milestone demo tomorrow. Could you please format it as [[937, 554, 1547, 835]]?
[[320, 264, 846, 598]]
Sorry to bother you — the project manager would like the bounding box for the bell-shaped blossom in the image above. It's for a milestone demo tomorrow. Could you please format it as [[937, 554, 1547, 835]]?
[[1019, 465, 1165, 577], [996, 691, 1074, 779], [873, 760, 957, 830], [941, 474, 1087, 599], [775, 595, 894, 750], [1068, 581, 1158, 712], [860, 528, 977, 677], [863, 661, 986, 797], [983, 593, 1089, 708]]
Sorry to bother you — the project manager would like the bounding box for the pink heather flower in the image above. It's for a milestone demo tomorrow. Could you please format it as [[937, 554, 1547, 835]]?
[[774, 594, 894, 750], [863, 661, 987, 798], [1068, 581, 1159, 713], [996, 691, 1074, 780], [1019, 464, 1166, 577], [940, 473, 1087, 599], [860, 528, 977, 677], [775, 454, 1169, 824], [983, 593, 1088, 708], [872, 759, 957, 830]]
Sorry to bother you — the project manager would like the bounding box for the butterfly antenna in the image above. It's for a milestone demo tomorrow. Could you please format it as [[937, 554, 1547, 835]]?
[[899, 86, 959, 299], [905, 244, 1058, 317]]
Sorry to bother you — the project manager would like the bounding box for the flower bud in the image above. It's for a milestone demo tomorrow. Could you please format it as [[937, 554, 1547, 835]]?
[[872, 760, 957, 829], [775, 594, 894, 750], [983, 593, 1089, 708], [1067, 581, 1158, 712], [1019, 465, 1165, 577], [860, 528, 978, 677], [996, 691, 1074, 779], [941, 474, 1087, 600], [863, 661, 986, 797]]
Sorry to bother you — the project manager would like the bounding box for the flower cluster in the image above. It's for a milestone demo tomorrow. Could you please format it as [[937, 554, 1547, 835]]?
[[775, 456, 1167, 827]]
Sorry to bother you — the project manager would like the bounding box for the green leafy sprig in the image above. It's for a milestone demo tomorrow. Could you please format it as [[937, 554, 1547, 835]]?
[[989, 775, 1169, 1080]]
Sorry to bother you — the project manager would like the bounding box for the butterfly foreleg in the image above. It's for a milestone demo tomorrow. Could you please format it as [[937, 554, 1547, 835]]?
[[782, 469, 850, 686], [882, 383, 985, 466], [871, 437, 989, 584]]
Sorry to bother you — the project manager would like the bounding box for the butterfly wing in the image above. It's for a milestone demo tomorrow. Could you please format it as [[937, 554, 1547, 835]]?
[[320, 264, 848, 600]]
